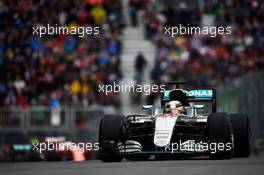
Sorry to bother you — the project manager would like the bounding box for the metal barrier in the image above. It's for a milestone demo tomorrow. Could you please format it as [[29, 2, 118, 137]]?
[[0, 108, 25, 130], [217, 71, 264, 141], [0, 107, 105, 143]]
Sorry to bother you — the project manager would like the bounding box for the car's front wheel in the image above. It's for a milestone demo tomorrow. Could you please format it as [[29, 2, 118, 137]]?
[[98, 115, 124, 162], [230, 113, 250, 158], [206, 112, 233, 159]]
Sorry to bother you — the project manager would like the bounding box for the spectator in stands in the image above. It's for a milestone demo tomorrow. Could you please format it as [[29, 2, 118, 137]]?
[[134, 52, 147, 83], [128, 0, 139, 27]]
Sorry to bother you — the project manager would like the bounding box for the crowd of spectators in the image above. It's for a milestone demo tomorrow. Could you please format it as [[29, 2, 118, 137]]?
[[0, 0, 125, 109], [144, 0, 264, 89], [1, 0, 264, 109]]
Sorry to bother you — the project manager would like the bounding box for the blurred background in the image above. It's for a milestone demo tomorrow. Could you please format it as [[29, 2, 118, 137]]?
[[0, 0, 263, 162]]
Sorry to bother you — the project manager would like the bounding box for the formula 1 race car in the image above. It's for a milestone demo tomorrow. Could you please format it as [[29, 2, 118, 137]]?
[[98, 82, 251, 162]]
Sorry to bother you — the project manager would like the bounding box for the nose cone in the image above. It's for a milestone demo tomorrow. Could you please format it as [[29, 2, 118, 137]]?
[[154, 114, 178, 147]]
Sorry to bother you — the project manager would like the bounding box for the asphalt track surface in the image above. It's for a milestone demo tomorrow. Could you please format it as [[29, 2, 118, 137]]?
[[0, 156, 263, 175]]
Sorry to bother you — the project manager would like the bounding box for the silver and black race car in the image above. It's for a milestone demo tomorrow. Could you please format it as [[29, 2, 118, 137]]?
[[98, 82, 251, 162]]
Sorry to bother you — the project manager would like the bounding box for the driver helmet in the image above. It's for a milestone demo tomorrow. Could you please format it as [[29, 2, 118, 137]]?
[[165, 100, 184, 115]]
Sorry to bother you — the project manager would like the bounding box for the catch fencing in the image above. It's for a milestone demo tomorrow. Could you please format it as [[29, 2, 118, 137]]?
[[217, 71, 264, 141]]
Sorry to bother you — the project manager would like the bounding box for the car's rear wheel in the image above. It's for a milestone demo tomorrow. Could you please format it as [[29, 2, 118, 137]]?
[[206, 112, 233, 159], [99, 115, 124, 162], [230, 113, 250, 158]]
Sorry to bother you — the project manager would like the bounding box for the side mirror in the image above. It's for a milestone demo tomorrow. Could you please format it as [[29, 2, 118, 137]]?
[[142, 105, 153, 109]]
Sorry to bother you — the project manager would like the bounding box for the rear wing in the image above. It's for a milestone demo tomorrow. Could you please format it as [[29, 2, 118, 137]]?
[[188, 89, 217, 112], [187, 89, 214, 99], [161, 89, 217, 113]]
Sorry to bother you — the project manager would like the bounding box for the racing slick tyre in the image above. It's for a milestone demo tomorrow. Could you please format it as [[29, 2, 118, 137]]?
[[230, 113, 251, 158], [99, 115, 124, 162], [206, 112, 233, 159]]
